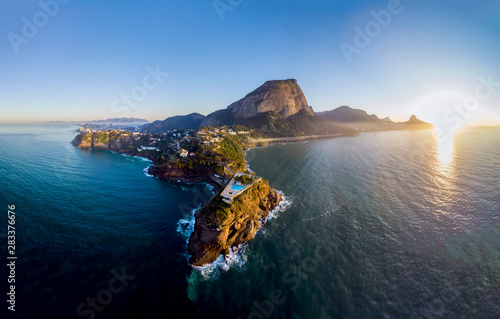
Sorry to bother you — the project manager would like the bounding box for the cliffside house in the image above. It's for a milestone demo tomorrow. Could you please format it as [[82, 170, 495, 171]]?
[[220, 172, 254, 204]]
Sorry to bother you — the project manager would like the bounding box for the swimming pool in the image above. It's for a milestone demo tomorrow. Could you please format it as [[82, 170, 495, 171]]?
[[231, 185, 245, 191]]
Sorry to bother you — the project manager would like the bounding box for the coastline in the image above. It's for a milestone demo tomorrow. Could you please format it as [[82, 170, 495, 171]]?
[[71, 131, 348, 268], [184, 191, 291, 274], [70, 126, 430, 269]]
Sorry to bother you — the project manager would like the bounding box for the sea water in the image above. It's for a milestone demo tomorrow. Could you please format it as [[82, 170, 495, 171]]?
[[0, 124, 499, 318]]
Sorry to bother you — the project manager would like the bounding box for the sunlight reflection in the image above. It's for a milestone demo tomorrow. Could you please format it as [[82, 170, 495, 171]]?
[[437, 136, 454, 165], [434, 129, 456, 173]]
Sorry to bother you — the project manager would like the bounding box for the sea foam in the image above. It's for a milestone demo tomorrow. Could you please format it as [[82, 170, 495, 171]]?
[[181, 189, 291, 278]]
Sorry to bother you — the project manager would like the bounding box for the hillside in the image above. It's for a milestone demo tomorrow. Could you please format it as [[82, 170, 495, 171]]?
[[318, 106, 434, 131], [201, 79, 312, 126], [201, 80, 357, 138], [141, 113, 206, 133], [317, 105, 384, 123], [85, 117, 149, 124], [398, 115, 435, 129], [188, 179, 282, 266]]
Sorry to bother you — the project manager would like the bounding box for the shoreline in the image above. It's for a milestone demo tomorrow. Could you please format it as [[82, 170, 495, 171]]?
[[186, 190, 291, 274], [71, 132, 350, 268], [248, 133, 346, 147]]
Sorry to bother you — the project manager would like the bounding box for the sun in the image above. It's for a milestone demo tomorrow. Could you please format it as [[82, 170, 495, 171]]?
[[415, 89, 465, 127], [415, 90, 465, 166]]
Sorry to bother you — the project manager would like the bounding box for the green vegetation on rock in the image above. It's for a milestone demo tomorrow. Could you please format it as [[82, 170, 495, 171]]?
[[188, 179, 282, 266]]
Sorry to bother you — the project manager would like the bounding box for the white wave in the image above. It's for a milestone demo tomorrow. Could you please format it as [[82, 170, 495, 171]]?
[[143, 166, 154, 177], [176, 218, 195, 242], [204, 182, 215, 193], [176, 183, 216, 247], [192, 244, 248, 278], [115, 152, 154, 177], [187, 189, 291, 276], [176, 206, 200, 245], [118, 152, 153, 164], [265, 190, 292, 222]]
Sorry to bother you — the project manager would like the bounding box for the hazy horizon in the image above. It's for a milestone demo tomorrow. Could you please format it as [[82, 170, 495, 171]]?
[[2, 0, 500, 127]]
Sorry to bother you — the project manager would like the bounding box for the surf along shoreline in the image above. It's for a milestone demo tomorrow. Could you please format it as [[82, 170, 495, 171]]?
[[72, 131, 351, 268]]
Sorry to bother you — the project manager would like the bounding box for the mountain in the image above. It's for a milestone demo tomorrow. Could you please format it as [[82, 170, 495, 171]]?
[[316, 105, 385, 123], [201, 79, 313, 127], [86, 117, 149, 124], [200, 79, 356, 137], [141, 113, 205, 133], [399, 115, 434, 128], [317, 106, 433, 131]]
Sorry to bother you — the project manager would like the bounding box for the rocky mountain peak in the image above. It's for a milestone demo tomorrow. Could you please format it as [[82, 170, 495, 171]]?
[[227, 79, 310, 119]]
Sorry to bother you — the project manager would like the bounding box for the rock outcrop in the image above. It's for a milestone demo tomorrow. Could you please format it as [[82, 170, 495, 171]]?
[[227, 79, 310, 119], [201, 79, 313, 127], [188, 180, 282, 266], [71, 132, 139, 153], [399, 115, 434, 129]]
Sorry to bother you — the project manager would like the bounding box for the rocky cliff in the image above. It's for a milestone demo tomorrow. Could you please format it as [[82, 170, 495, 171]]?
[[227, 79, 310, 118], [71, 132, 138, 153], [201, 79, 313, 127], [188, 180, 282, 266]]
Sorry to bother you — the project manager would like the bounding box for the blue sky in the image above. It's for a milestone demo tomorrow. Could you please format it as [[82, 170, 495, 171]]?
[[1, 0, 500, 125]]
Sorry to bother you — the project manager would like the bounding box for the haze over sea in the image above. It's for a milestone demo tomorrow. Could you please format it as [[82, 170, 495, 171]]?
[[0, 124, 499, 318]]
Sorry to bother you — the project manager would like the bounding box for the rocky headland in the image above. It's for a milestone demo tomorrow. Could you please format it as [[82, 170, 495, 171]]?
[[188, 179, 282, 266], [71, 78, 435, 268]]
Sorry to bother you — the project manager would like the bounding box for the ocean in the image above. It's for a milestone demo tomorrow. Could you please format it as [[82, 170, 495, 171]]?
[[0, 124, 499, 318]]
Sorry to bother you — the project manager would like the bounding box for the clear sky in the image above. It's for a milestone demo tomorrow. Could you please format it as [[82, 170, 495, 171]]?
[[1, 0, 500, 125]]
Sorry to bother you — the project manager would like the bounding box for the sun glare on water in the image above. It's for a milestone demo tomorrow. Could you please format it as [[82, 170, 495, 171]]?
[[436, 132, 455, 166], [415, 89, 466, 169]]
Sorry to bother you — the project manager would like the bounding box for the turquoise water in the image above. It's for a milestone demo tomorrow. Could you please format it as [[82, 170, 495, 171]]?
[[0, 125, 208, 318], [231, 185, 245, 191], [0, 125, 499, 318]]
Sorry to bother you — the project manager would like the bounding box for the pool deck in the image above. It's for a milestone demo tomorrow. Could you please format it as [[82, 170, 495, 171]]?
[[220, 172, 258, 204]]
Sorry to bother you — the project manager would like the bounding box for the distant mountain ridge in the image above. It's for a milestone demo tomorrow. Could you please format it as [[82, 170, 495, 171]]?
[[105, 81, 435, 136], [85, 117, 149, 124], [316, 105, 433, 130], [141, 113, 206, 133], [317, 105, 383, 123]]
